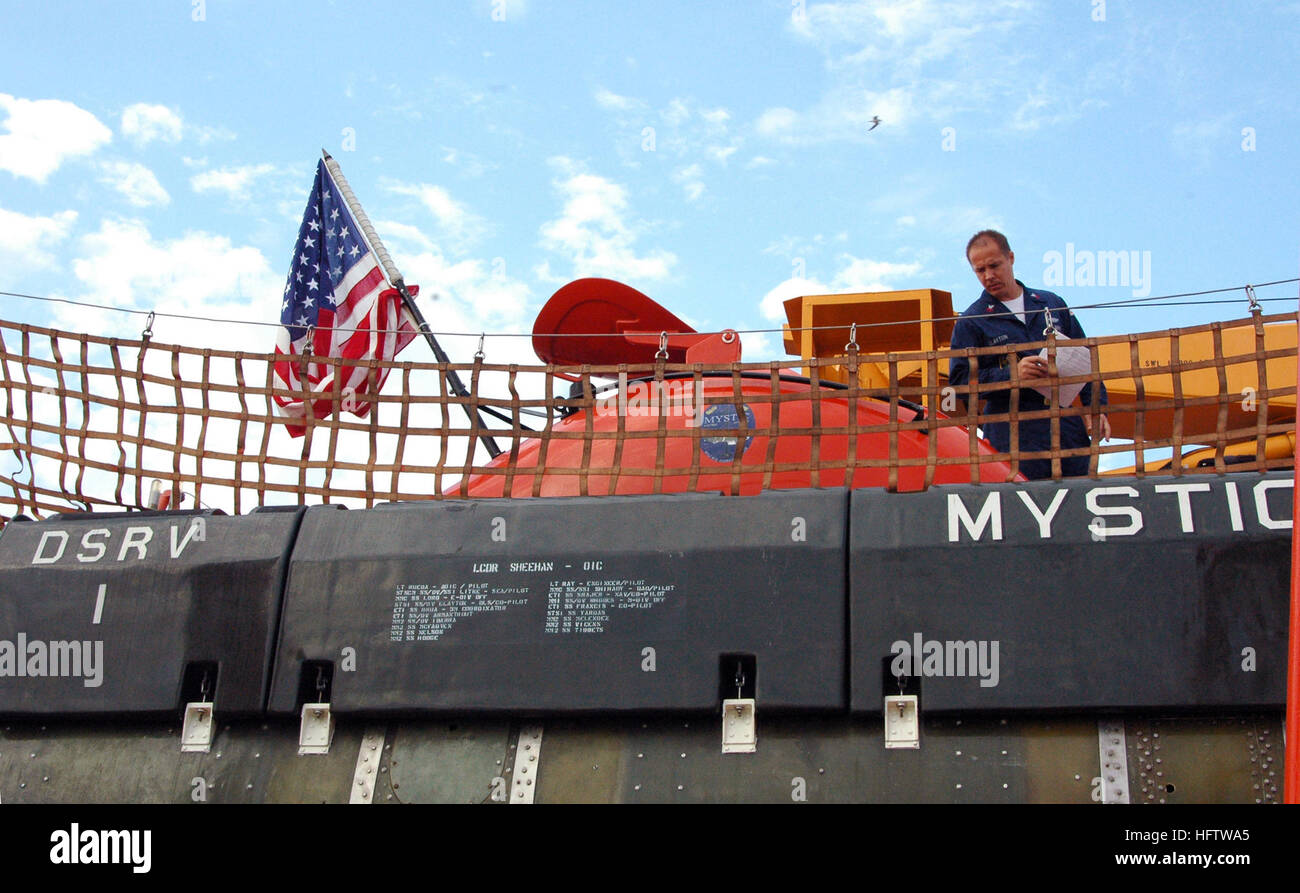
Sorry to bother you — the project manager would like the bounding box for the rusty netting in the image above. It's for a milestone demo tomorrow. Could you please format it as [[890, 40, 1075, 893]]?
[[0, 312, 1295, 522]]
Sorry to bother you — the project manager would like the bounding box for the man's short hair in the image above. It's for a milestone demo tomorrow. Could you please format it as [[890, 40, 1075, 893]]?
[[966, 229, 1011, 258]]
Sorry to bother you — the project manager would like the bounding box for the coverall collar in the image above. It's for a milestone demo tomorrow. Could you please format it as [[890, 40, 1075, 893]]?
[[978, 280, 1047, 324]]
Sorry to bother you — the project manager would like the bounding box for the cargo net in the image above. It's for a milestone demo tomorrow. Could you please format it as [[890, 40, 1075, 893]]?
[[0, 312, 1295, 522]]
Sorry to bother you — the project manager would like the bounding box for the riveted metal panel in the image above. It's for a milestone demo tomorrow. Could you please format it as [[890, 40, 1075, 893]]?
[[376, 719, 513, 804], [349, 726, 386, 803], [269, 491, 846, 714], [533, 714, 1109, 803], [1097, 720, 1131, 803], [1126, 714, 1283, 804], [850, 472, 1292, 713], [1, 711, 1276, 803], [0, 717, 361, 803], [0, 509, 303, 716]]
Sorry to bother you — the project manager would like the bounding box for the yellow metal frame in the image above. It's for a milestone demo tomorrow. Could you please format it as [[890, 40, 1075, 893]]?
[[782, 289, 954, 404]]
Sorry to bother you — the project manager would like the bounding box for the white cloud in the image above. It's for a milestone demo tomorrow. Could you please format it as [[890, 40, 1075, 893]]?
[[673, 164, 705, 202], [831, 256, 924, 291], [379, 221, 538, 366], [662, 98, 691, 127], [385, 181, 486, 253], [706, 145, 738, 165], [596, 92, 736, 171], [766, 0, 1070, 143], [120, 103, 183, 146], [0, 206, 77, 269], [594, 87, 638, 111], [657, 97, 732, 153], [756, 107, 799, 137], [379, 223, 535, 328], [792, 0, 1032, 68], [0, 94, 112, 183], [740, 329, 777, 362], [374, 219, 437, 254], [440, 146, 495, 178], [759, 255, 925, 320], [537, 158, 676, 284], [190, 163, 277, 202], [746, 155, 777, 169], [99, 160, 170, 207], [66, 218, 279, 324], [760, 275, 830, 321], [399, 253, 533, 334]]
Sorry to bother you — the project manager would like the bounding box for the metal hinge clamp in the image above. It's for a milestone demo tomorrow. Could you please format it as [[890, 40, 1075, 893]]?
[[180, 668, 216, 753], [884, 694, 920, 749], [299, 703, 335, 755], [721, 660, 756, 753]]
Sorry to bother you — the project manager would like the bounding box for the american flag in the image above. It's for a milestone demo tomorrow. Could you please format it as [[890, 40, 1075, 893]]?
[[273, 159, 417, 436]]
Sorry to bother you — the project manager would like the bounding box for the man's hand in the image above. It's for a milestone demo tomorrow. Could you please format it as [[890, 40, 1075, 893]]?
[[1084, 412, 1111, 442], [1017, 355, 1050, 380]]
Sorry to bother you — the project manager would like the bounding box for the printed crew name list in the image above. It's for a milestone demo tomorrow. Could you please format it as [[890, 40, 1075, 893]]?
[[390, 560, 676, 641], [390, 582, 528, 642], [544, 579, 674, 634]]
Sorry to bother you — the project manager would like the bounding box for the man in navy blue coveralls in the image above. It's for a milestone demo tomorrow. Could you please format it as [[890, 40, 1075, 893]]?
[[949, 230, 1109, 479]]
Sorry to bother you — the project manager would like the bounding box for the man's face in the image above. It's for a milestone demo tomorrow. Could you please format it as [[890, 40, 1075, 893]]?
[[967, 239, 1017, 301]]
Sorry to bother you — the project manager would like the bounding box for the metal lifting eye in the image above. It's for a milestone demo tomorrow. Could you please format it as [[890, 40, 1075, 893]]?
[[1042, 307, 1059, 337], [656, 331, 669, 360], [1246, 284, 1261, 314], [845, 322, 859, 353]]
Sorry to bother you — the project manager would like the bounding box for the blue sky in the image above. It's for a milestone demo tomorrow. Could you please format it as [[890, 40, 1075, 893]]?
[[1, 0, 1297, 367]]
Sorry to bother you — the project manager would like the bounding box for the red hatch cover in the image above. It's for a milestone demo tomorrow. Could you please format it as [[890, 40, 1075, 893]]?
[[532, 278, 697, 366]]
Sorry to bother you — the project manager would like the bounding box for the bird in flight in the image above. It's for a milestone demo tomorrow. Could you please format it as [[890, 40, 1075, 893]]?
[[868, 116, 882, 131]]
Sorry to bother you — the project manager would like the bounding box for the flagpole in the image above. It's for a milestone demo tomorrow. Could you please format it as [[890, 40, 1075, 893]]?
[[321, 150, 501, 459]]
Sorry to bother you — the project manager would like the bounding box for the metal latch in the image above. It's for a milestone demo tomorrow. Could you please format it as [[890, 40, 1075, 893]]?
[[180, 665, 216, 753], [884, 694, 920, 749], [721, 657, 756, 753], [721, 698, 756, 753], [180, 702, 215, 753], [299, 703, 335, 755]]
